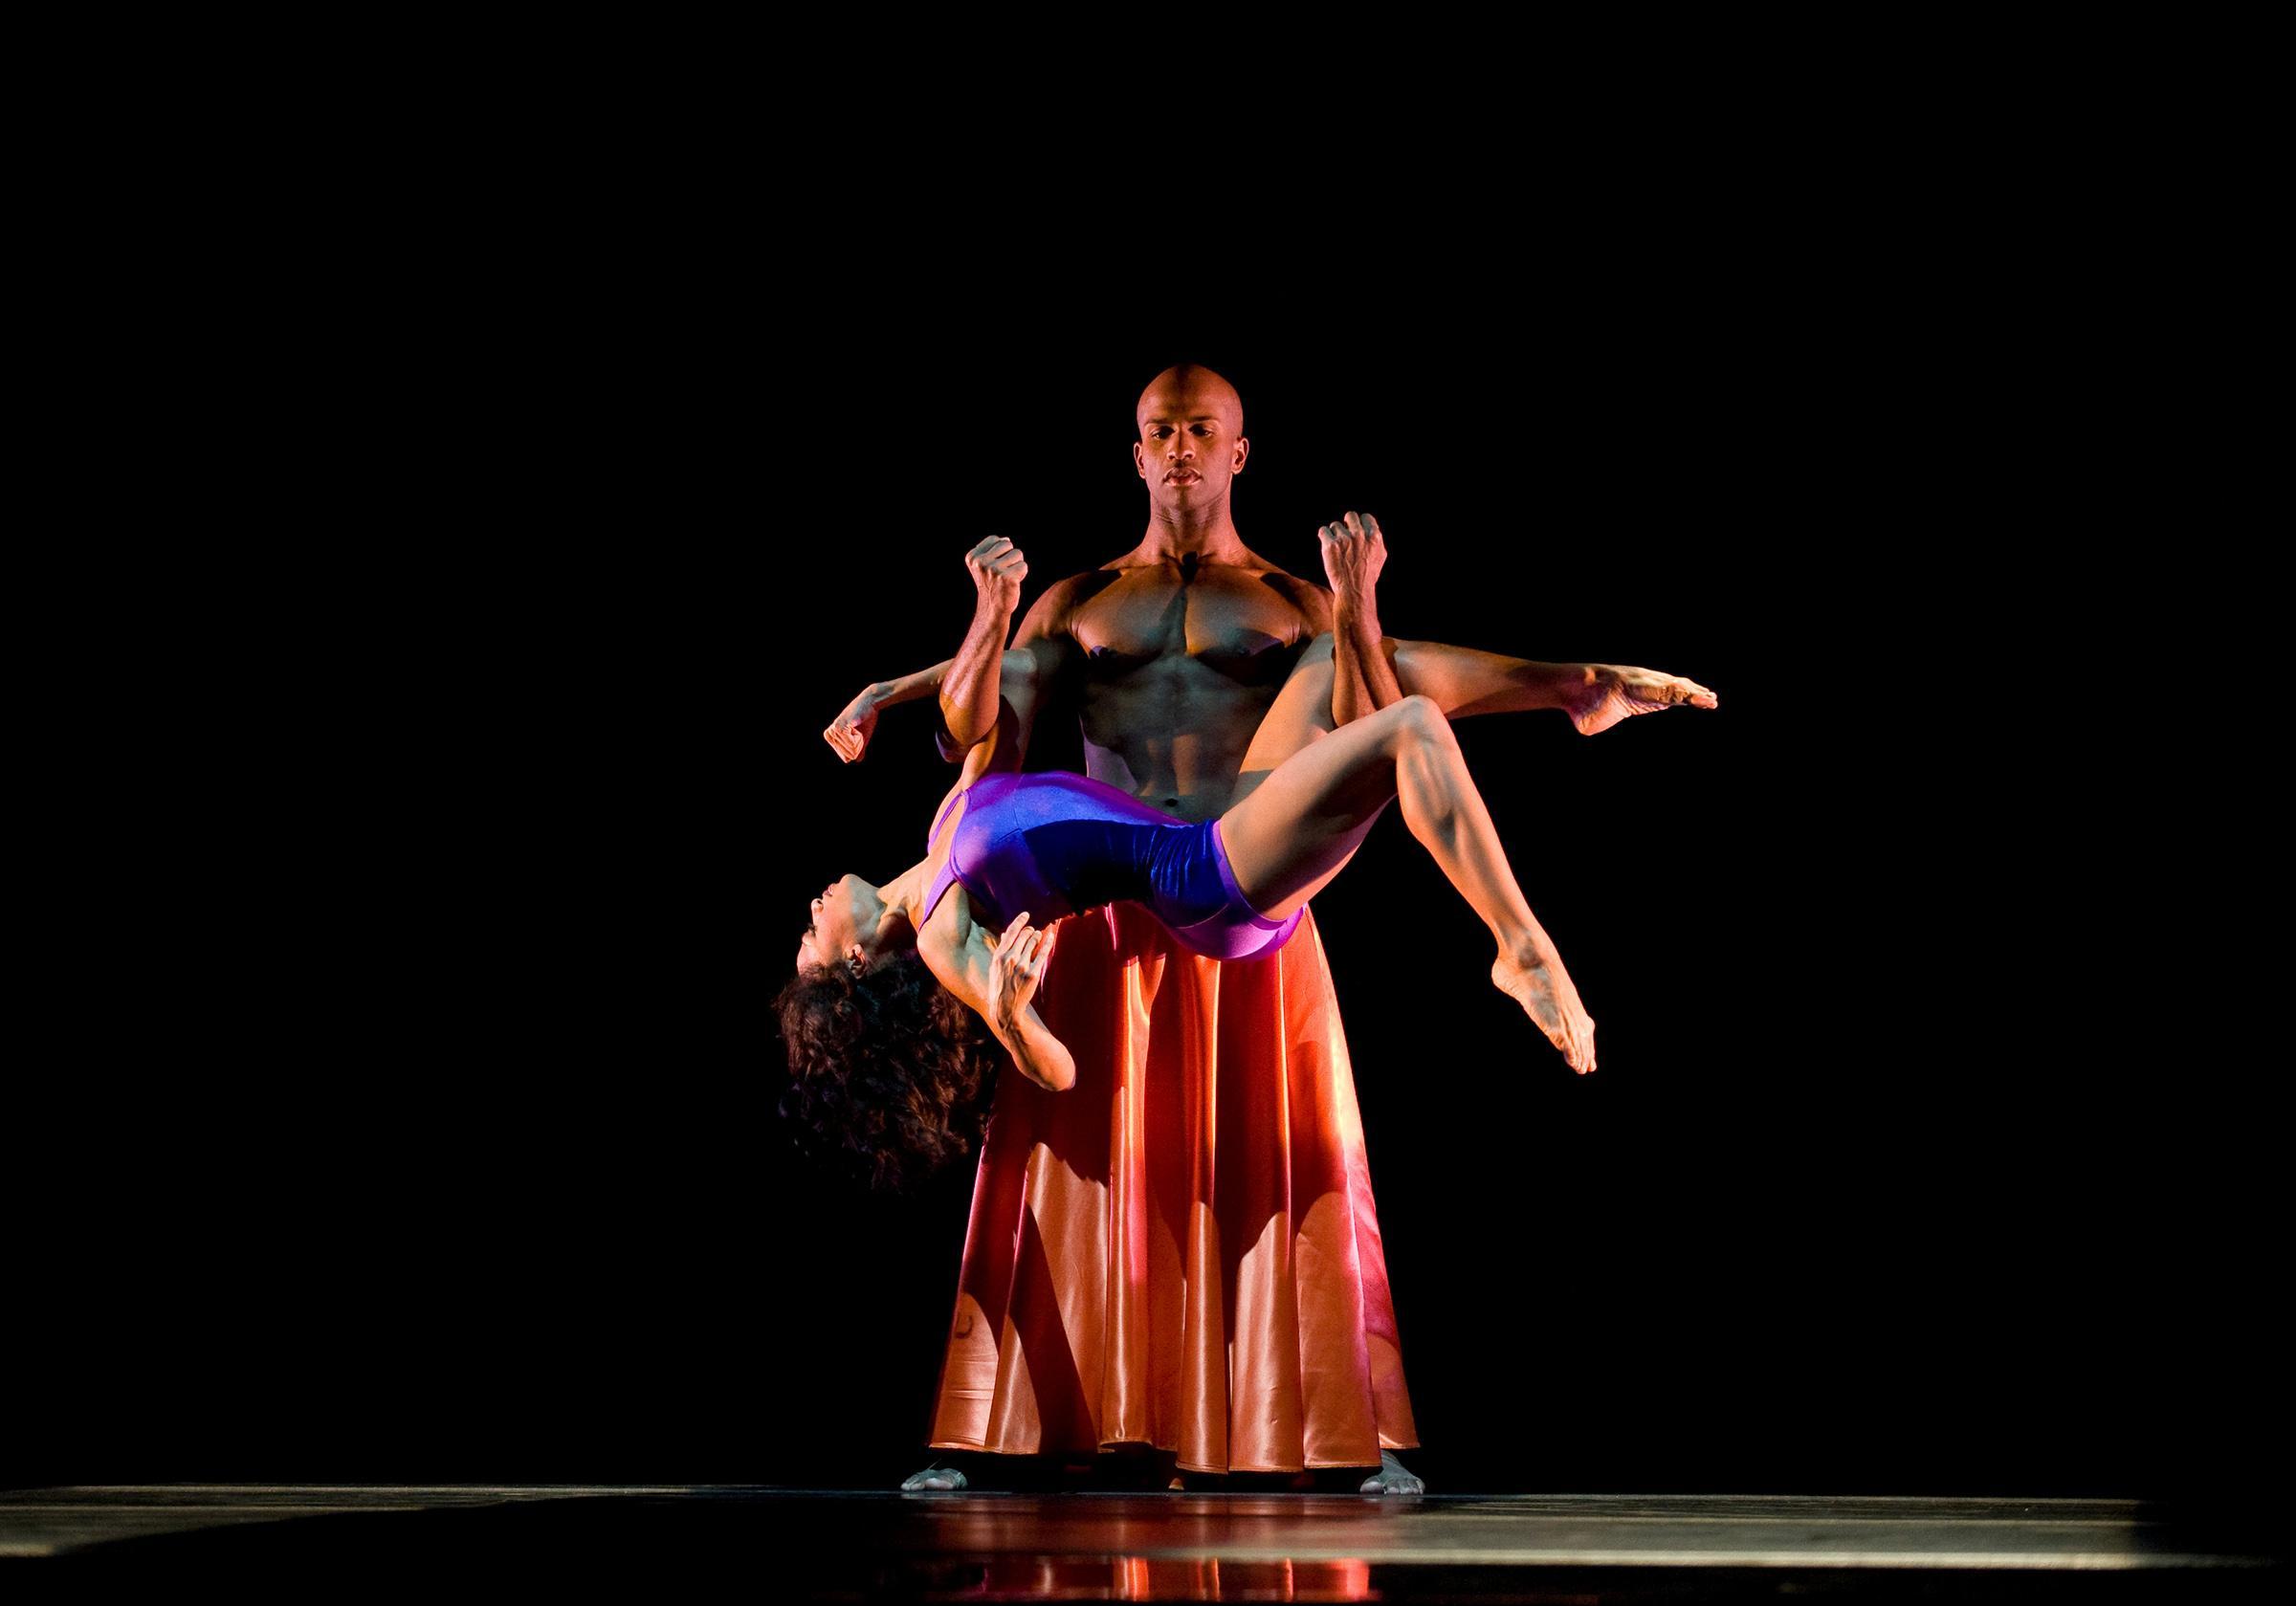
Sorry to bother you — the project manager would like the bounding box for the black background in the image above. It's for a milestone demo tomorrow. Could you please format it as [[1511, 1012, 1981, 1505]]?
[[13, 233, 2271, 1501]]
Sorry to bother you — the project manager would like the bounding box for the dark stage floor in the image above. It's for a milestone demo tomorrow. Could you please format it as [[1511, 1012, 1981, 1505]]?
[[4, 1485, 2285, 1599]]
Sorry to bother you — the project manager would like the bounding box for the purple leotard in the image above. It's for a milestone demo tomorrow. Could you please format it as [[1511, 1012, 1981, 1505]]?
[[919, 772, 1304, 962]]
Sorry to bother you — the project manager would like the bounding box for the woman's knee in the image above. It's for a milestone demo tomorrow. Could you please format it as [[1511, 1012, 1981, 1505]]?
[[1390, 693, 1455, 746]]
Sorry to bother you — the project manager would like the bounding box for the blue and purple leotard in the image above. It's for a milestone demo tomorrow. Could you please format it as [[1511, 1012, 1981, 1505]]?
[[919, 772, 1303, 962]]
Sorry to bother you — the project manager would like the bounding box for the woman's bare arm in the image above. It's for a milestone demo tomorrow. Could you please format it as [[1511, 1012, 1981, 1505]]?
[[823, 648, 1045, 764], [916, 890, 1074, 1092], [823, 658, 952, 763]]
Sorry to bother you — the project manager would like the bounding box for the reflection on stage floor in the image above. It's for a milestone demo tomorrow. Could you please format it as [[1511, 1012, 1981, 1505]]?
[[5, 1485, 2284, 1600]]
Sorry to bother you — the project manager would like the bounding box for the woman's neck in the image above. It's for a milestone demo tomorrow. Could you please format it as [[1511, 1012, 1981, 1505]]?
[[880, 858, 932, 928]]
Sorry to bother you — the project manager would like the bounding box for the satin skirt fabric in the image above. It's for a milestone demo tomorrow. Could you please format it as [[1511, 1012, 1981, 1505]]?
[[923, 901, 1419, 1473]]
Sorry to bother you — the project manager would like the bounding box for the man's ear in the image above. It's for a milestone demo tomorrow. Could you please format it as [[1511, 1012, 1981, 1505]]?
[[1232, 434, 1249, 473], [1132, 440, 1146, 479]]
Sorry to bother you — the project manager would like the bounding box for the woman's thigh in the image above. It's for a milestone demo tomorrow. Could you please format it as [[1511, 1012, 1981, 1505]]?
[[1229, 634, 1339, 809], [1219, 697, 1423, 919]]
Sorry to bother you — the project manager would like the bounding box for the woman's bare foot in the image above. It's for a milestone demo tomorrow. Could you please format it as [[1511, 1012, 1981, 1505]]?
[[1564, 664, 1718, 737], [900, 1462, 967, 1491], [1492, 944, 1597, 1073]]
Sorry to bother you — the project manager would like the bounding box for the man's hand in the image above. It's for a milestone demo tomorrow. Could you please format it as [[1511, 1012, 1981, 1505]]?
[[966, 536, 1028, 617], [986, 911, 1055, 1037], [1564, 665, 1720, 737], [823, 686, 883, 762], [1317, 511, 1386, 603]]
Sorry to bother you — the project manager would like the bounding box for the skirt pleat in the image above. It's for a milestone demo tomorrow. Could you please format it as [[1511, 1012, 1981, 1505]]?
[[924, 901, 1419, 1473]]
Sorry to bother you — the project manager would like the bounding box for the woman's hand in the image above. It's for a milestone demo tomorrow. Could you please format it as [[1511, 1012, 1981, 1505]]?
[[986, 911, 1055, 1037], [823, 685, 884, 762]]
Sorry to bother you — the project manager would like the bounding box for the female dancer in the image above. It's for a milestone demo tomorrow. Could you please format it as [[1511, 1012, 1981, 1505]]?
[[778, 636, 1599, 1193]]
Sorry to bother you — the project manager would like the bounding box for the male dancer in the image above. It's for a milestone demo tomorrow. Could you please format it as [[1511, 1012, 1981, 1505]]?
[[828, 365, 1714, 1494]]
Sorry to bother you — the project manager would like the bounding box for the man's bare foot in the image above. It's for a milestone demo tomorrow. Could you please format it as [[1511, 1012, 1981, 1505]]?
[[900, 1462, 967, 1491], [1492, 945, 1597, 1073], [1358, 1450, 1426, 1495], [1565, 665, 1718, 737]]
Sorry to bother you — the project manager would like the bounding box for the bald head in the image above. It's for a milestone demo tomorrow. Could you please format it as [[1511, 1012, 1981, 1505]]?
[[1136, 364, 1245, 438], [1133, 363, 1251, 513]]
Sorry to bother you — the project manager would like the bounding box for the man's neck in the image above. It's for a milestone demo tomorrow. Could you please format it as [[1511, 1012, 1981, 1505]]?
[[1137, 502, 1249, 566]]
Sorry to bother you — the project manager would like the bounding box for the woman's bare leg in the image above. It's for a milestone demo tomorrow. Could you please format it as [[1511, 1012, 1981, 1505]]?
[[1218, 693, 1597, 1072], [1229, 635, 1720, 812], [1229, 634, 1341, 809]]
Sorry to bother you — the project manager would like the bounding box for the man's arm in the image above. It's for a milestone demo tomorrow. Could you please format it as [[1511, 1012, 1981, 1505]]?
[[922, 683, 1027, 843], [1317, 511, 1404, 724], [825, 537, 1075, 766], [938, 555, 1083, 766], [938, 537, 1029, 753]]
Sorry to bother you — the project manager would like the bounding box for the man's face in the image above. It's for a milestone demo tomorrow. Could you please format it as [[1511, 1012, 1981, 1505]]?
[[1134, 379, 1247, 511]]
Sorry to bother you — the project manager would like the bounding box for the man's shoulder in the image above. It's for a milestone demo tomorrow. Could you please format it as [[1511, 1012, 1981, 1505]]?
[[1252, 564, 1336, 627], [1030, 566, 1125, 620], [1013, 566, 1122, 649]]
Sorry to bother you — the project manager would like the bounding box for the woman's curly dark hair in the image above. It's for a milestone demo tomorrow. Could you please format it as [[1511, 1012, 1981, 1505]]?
[[775, 949, 1004, 1195]]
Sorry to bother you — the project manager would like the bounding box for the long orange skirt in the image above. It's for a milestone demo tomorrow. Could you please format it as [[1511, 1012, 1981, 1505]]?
[[923, 901, 1420, 1473]]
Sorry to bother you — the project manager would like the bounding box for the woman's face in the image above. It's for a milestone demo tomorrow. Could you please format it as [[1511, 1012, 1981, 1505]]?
[[796, 874, 870, 975]]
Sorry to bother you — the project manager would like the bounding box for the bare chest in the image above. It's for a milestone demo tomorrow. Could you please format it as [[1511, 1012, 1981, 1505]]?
[[1070, 569, 1310, 686]]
